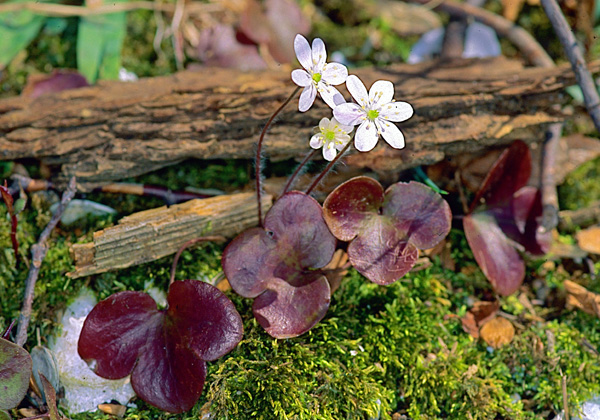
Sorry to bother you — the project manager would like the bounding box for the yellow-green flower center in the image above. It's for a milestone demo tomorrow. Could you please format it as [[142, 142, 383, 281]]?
[[324, 130, 336, 141], [312, 73, 322, 83], [367, 109, 379, 120]]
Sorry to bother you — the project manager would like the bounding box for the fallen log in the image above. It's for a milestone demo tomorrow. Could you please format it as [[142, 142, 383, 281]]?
[[68, 192, 271, 278], [1, 57, 597, 189]]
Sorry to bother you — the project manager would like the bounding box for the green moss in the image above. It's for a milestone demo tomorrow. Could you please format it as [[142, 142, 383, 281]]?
[[559, 156, 600, 211]]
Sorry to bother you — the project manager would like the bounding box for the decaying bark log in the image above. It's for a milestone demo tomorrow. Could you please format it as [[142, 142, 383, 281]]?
[[1, 57, 599, 189], [68, 192, 271, 278]]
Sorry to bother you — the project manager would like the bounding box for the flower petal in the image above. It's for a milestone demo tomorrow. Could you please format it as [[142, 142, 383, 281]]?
[[294, 34, 312, 70], [311, 38, 326, 71], [323, 142, 337, 161], [335, 134, 351, 150], [369, 80, 394, 109], [298, 85, 317, 112], [379, 101, 414, 122], [345, 75, 369, 107], [321, 62, 348, 86], [310, 133, 324, 149], [291, 69, 312, 87], [318, 117, 330, 131], [333, 102, 364, 126], [354, 120, 379, 152], [319, 84, 345, 109], [377, 119, 405, 149]]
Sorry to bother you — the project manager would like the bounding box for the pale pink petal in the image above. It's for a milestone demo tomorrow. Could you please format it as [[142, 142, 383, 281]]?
[[294, 34, 312, 70], [311, 38, 326, 71], [291, 69, 312, 87], [330, 117, 353, 134], [321, 62, 348, 86], [377, 119, 405, 149], [345, 75, 369, 107], [318, 117, 330, 131], [298, 85, 317, 112], [322, 143, 337, 161], [335, 134, 351, 150], [333, 102, 364, 126], [354, 121, 379, 152], [310, 133, 324, 149], [379, 101, 414, 122], [369, 80, 394, 109], [319, 84, 344, 110]]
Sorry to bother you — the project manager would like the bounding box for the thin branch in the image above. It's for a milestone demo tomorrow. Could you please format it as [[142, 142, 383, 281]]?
[[407, 0, 554, 67], [540, 123, 561, 232], [15, 177, 77, 347], [540, 0, 600, 132], [0, 0, 221, 17]]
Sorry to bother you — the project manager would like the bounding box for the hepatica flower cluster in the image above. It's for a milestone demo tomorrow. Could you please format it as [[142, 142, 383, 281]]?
[[77, 34, 455, 414]]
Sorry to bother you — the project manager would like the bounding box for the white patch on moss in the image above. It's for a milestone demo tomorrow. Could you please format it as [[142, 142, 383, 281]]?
[[48, 288, 135, 414]]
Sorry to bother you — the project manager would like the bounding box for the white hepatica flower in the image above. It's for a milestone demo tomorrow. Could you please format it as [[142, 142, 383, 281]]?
[[310, 117, 353, 161], [291, 34, 348, 112], [333, 75, 414, 152]]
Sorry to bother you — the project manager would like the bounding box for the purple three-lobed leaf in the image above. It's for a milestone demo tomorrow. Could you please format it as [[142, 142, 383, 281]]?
[[77, 280, 243, 413], [222, 191, 336, 339], [463, 140, 551, 296], [323, 177, 452, 285], [0, 337, 32, 410]]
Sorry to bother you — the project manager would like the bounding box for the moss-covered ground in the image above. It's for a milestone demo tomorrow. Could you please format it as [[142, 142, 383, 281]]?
[[2, 2, 600, 419], [2, 158, 600, 420]]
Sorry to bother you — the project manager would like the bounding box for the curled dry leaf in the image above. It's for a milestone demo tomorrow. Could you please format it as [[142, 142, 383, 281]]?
[[98, 403, 127, 418], [460, 300, 500, 339], [479, 316, 515, 349], [576, 226, 600, 255], [564, 280, 600, 318]]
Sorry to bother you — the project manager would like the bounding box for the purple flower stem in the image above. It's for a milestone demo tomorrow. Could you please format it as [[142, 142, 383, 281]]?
[[256, 86, 301, 227], [281, 149, 318, 195], [305, 141, 353, 195], [169, 235, 226, 285]]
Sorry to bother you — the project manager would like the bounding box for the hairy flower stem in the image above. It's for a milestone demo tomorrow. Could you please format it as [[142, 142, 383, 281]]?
[[306, 141, 352, 195], [169, 236, 226, 285], [256, 86, 301, 226], [281, 149, 318, 195]]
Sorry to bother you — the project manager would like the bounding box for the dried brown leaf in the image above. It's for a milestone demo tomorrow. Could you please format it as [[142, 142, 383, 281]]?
[[98, 404, 127, 418], [564, 280, 600, 317], [461, 311, 480, 339], [480, 316, 515, 348], [576, 226, 600, 254]]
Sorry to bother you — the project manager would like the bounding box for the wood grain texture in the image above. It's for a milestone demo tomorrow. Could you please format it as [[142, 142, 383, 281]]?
[[1, 57, 598, 189], [68, 192, 272, 278]]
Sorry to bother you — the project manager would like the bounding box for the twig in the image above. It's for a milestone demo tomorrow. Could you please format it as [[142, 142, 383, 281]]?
[[407, 0, 554, 67], [169, 236, 225, 285], [0, 1, 222, 17], [540, 0, 600, 132], [561, 370, 570, 420], [540, 123, 561, 232], [15, 177, 77, 347], [558, 200, 600, 231]]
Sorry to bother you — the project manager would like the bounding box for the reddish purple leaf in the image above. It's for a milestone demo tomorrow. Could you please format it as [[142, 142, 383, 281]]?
[[22, 70, 89, 98], [323, 177, 452, 285], [78, 280, 243, 413], [222, 191, 336, 338], [0, 337, 32, 410], [469, 140, 531, 212], [465, 141, 551, 295], [463, 212, 525, 296]]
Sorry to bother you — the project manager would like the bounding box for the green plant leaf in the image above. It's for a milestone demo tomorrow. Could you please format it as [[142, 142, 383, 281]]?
[[0, 337, 32, 410], [0, 409, 11, 420], [77, 1, 127, 83], [0, 0, 45, 69]]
